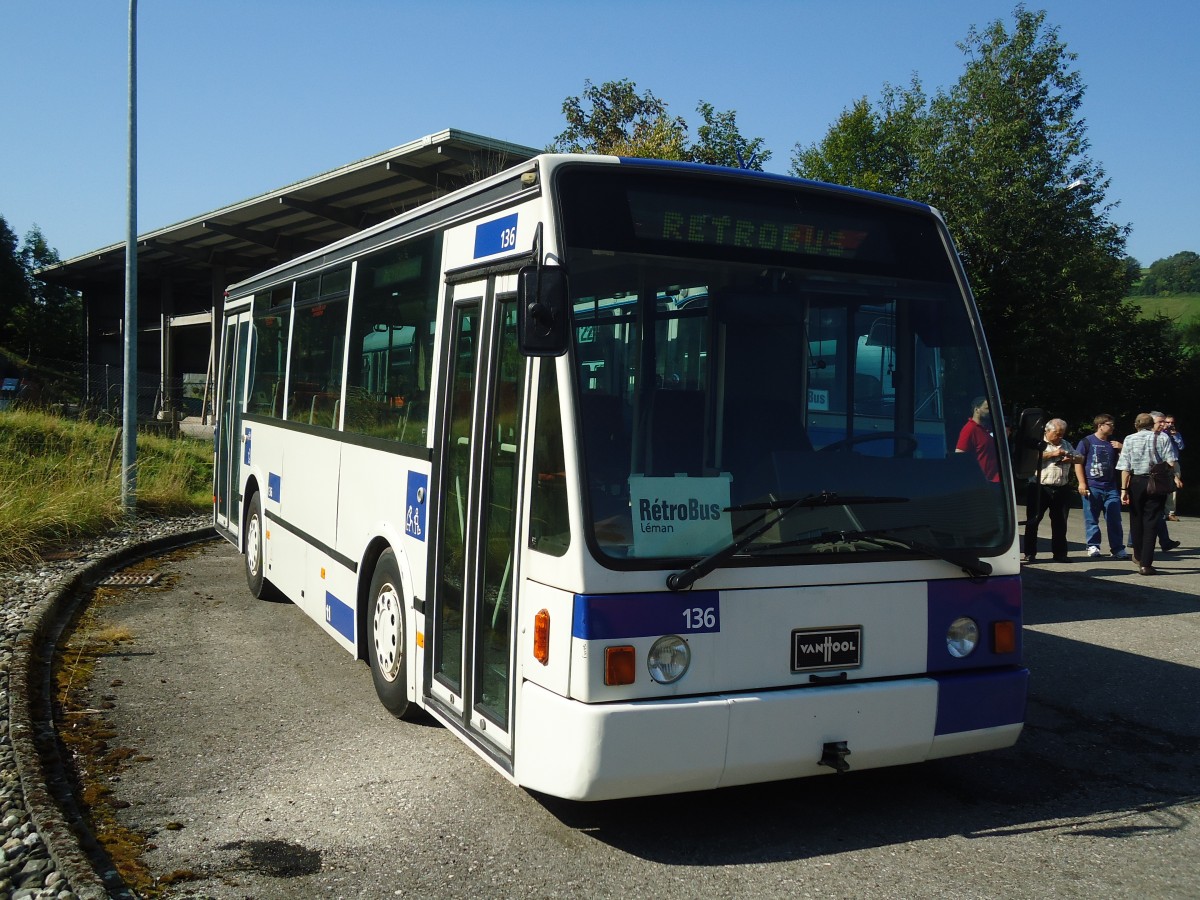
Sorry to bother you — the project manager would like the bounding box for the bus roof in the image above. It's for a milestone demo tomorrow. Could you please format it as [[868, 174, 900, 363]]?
[[225, 154, 944, 301]]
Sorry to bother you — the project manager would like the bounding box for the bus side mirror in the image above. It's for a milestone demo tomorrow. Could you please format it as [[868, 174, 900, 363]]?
[[518, 266, 569, 357], [1011, 407, 1047, 480]]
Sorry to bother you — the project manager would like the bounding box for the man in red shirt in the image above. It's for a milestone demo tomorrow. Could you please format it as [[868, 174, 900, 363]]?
[[956, 396, 999, 482]]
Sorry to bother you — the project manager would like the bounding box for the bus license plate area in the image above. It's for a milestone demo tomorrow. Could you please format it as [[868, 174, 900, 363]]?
[[791, 626, 862, 672]]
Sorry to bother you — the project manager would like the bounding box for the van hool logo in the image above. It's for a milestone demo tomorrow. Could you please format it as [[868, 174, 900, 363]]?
[[637, 497, 724, 533], [792, 626, 862, 672]]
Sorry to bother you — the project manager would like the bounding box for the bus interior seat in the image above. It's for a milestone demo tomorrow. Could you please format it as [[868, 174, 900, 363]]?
[[309, 392, 339, 428], [287, 383, 319, 422], [709, 291, 813, 500], [722, 392, 812, 503], [399, 395, 427, 443], [580, 392, 630, 487], [646, 389, 705, 476], [494, 379, 520, 448], [854, 373, 885, 415]]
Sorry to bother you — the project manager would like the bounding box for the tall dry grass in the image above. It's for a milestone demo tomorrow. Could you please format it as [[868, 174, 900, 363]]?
[[0, 409, 212, 569]]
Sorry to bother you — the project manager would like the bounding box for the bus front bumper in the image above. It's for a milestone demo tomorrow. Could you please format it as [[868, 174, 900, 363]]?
[[513, 668, 1027, 801]]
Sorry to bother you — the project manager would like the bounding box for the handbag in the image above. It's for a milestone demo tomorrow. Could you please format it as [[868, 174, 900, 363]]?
[[1147, 437, 1176, 495]]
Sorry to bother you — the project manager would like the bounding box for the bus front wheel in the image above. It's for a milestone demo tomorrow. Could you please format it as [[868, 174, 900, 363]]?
[[244, 491, 267, 598], [368, 549, 412, 718]]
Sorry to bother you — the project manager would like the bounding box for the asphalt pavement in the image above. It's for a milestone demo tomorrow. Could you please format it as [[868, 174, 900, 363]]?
[[15, 512, 1200, 898], [1022, 507, 1199, 585]]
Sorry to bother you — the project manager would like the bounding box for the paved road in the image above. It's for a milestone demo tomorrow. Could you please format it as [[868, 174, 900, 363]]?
[[59, 520, 1200, 899]]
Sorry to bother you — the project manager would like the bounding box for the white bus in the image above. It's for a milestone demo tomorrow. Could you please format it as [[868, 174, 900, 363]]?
[[214, 154, 1025, 801]]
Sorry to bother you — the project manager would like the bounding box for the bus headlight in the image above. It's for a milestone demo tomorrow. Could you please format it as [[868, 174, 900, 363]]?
[[647, 635, 690, 684], [946, 617, 979, 658]]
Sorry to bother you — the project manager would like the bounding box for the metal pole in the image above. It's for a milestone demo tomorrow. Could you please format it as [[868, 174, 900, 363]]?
[[121, 0, 138, 514]]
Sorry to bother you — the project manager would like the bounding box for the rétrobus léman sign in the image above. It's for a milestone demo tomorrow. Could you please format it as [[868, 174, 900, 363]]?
[[628, 475, 732, 558]]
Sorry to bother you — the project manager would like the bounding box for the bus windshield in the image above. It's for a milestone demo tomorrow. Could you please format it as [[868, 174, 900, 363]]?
[[556, 164, 1009, 565]]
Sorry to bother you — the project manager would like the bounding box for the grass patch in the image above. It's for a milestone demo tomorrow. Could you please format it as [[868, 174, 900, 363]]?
[[1128, 292, 1200, 325], [0, 409, 212, 569]]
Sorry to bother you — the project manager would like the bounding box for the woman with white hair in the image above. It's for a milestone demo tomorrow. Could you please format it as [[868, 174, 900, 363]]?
[[1023, 418, 1081, 562]]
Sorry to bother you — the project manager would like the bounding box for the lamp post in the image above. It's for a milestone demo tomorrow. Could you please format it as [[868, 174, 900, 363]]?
[[122, 0, 138, 514]]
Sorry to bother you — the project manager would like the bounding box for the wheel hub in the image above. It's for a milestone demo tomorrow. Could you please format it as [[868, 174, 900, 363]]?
[[372, 584, 402, 682]]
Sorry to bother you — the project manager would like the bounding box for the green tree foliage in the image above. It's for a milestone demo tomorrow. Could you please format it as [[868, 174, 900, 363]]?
[[791, 83, 925, 195], [1122, 255, 1143, 286], [550, 79, 769, 169], [0, 215, 82, 365], [550, 79, 689, 160], [0, 217, 31, 335], [791, 7, 1165, 424], [691, 102, 771, 170], [1135, 251, 1200, 295]]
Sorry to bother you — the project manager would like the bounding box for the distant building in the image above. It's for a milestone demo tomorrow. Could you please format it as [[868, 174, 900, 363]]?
[[37, 129, 539, 421]]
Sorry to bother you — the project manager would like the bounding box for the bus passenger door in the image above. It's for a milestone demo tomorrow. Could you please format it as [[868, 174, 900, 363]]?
[[215, 309, 251, 539], [429, 277, 524, 757]]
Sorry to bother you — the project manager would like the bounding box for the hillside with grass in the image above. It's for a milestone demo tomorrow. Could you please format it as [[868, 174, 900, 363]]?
[[1129, 292, 1200, 327], [0, 410, 212, 569]]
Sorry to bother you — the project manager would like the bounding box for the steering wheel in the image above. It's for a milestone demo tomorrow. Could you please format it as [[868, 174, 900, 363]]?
[[818, 431, 920, 455]]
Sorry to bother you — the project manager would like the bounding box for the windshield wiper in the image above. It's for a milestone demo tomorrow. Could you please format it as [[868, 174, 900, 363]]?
[[666, 491, 907, 591], [812, 528, 993, 579]]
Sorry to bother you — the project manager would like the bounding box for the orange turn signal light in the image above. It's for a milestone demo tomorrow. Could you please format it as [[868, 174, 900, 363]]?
[[992, 620, 1017, 654], [605, 646, 636, 685], [533, 609, 550, 665]]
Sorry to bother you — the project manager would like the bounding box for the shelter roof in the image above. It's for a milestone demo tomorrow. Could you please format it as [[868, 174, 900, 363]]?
[[39, 129, 541, 294]]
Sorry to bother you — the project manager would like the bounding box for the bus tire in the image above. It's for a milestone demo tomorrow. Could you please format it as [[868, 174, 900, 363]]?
[[368, 549, 412, 718], [244, 491, 268, 598]]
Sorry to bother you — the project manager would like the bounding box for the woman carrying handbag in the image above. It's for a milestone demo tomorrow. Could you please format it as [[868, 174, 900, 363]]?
[[1118, 412, 1183, 575]]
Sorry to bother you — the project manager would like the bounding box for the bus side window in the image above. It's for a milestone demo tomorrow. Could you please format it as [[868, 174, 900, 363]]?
[[529, 359, 569, 557], [248, 286, 291, 418], [344, 236, 439, 444], [286, 297, 347, 426]]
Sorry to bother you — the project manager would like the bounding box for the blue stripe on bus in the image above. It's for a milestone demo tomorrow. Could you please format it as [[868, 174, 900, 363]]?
[[933, 668, 1028, 735], [925, 575, 1022, 673], [572, 591, 721, 640], [325, 591, 354, 641]]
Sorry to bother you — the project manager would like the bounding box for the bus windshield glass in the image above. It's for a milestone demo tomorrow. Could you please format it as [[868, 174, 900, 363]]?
[[556, 164, 1009, 565]]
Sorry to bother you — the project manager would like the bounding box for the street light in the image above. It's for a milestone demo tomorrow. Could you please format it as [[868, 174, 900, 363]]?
[[122, 0, 138, 514]]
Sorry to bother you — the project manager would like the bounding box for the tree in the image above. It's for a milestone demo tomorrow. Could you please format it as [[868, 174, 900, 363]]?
[[790, 82, 925, 195], [692, 102, 771, 170], [550, 79, 770, 168], [0, 216, 31, 344], [550, 79, 689, 160], [923, 8, 1137, 417], [1135, 251, 1200, 295], [20, 225, 82, 362], [0, 216, 83, 366], [791, 7, 1144, 422], [1122, 255, 1143, 286]]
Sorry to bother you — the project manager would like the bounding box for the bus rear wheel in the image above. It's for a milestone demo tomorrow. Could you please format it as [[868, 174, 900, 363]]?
[[369, 549, 412, 718]]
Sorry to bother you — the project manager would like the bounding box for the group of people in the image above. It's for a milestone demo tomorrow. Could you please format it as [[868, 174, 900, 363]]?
[[1022, 410, 1184, 575]]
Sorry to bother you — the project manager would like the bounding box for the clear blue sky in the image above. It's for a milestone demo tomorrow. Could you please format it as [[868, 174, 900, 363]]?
[[2, 1, 1196, 268]]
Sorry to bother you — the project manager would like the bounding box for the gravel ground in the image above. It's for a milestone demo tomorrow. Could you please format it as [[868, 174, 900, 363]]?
[[1, 513, 212, 900]]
